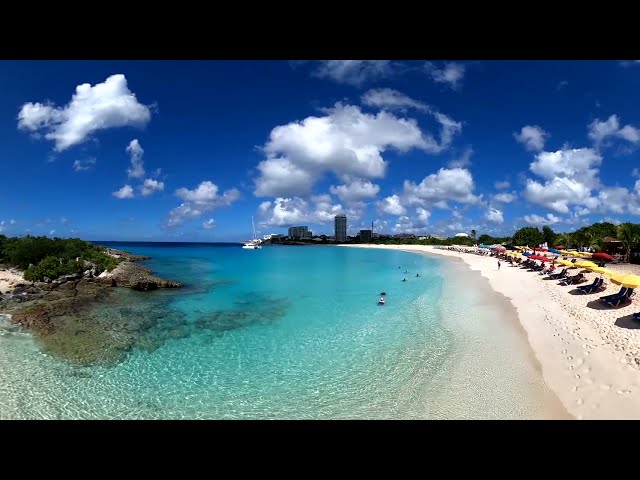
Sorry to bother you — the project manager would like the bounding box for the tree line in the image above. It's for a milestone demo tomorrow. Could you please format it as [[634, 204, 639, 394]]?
[[370, 221, 640, 261], [0, 235, 119, 282]]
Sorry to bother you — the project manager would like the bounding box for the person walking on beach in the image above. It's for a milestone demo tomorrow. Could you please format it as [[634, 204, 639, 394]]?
[[497, 260, 501, 270]]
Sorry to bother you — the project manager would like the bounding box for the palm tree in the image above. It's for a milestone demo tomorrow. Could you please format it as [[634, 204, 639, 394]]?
[[470, 229, 477, 241], [616, 223, 640, 262], [553, 233, 569, 247], [590, 238, 604, 252]]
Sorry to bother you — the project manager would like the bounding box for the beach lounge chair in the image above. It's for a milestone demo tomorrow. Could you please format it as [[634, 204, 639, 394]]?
[[605, 289, 634, 308], [549, 268, 567, 279], [577, 277, 604, 294], [559, 273, 586, 286], [633, 312, 640, 320], [599, 287, 628, 302]]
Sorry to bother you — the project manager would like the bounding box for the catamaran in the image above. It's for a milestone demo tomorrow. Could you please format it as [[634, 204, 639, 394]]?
[[242, 217, 262, 250]]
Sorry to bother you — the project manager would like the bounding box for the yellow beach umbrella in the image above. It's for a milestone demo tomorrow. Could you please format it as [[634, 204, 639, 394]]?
[[575, 261, 597, 268], [557, 259, 573, 266], [610, 274, 640, 288], [579, 252, 593, 257], [559, 250, 570, 254], [587, 266, 614, 275]]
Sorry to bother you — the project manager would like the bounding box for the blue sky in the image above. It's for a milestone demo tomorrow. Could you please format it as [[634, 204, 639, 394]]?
[[1, 59, 640, 242]]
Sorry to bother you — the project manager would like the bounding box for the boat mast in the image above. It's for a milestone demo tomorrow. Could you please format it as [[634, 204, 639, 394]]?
[[252, 216, 256, 241]]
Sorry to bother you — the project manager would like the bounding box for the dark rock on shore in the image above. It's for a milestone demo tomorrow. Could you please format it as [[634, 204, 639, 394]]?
[[104, 248, 151, 262], [100, 261, 181, 290]]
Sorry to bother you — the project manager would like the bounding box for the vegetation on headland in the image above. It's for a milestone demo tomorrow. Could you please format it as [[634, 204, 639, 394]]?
[[0, 235, 119, 282]]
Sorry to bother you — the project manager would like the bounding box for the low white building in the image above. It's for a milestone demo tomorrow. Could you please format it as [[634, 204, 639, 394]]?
[[454, 232, 470, 238]]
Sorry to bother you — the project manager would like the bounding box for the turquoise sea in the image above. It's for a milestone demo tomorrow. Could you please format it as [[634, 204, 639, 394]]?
[[0, 244, 564, 419]]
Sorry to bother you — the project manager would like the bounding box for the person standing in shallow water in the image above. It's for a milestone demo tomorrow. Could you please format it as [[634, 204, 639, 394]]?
[[497, 260, 501, 270]]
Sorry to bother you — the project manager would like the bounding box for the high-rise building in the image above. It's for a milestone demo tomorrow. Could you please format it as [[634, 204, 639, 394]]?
[[359, 229, 372, 242], [288, 226, 310, 239], [334, 214, 347, 242]]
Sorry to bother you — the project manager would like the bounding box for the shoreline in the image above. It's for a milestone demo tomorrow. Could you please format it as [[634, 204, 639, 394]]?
[[342, 244, 640, 419]]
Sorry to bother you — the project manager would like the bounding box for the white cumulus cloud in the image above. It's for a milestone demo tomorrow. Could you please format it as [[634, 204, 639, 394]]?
[[486, 207, 504, 224], [378, 194, 406, 216], [524, 213, 561, 225], [312, 60, 393, 86], [588, 114, 640, 147], [524, 148, 602, 214], [514, 125, 549, 152], [17, 74, 152, 151], [126, 139, 145, 179], [167, 181, 239, 227], [73, 157, 96, 172], [403, 167, 479, 207], [424, 62, 466, 90], [112, 185, 134, 199], [493, 192, 516, 203], [494, 180, 510, 189], [202, 219, 216, 229], [361, 88, 429, 112], [254, 103, 460, 198], [140, 178, 164, 196], [330, 179, 380, 204], [257, 196, 347, 227]]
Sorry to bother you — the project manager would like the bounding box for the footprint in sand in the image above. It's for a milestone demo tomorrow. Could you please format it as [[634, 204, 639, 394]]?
[[562, 349, 567, 354], [567, 356, 574, 360], [570, 366, 574, 371], [572, 386, 578, 392], [577, 398, 584, 406], [602, 384, 612, 391], [617, 389, 631, 395], [575, 374, 581, 379]]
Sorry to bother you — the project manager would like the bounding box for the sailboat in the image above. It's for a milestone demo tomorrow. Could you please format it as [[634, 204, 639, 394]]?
[[242, 216, 262, 250]]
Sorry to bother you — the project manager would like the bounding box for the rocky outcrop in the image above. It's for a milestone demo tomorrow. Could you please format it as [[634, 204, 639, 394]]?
[[98, 261, 181, 290], [8, 279, 113, 336], [104, 248, 151, 262]]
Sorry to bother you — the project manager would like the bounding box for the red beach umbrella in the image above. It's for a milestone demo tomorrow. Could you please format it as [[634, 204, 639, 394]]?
[[593, 252, 613, 261], [538, 256, 551, 262]]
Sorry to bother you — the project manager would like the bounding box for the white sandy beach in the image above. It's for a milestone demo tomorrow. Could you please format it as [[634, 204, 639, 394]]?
[[0, 269, 24, 294], [344, 244, 640, 420]]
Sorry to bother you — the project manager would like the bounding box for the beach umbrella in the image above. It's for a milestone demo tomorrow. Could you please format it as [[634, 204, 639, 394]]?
[[610, 274, 640, 288], [555, 245, 565, 249], [557, 260, 573, 266], [593, 252, 613, 261], [559, 250, 570, 254], [587, 266, 614, 276], [538, 256, 551, 262], [522, 252, 532, 256], [575, 261, 597, 268]]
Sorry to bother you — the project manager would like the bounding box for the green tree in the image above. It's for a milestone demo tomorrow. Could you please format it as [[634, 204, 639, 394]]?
[[542, 225, 556, 246], [617, 223, 640, 262], [512, 227, 544, 247], [572, 228, 594, 248], [553, 233, 569, 247], [478, 234, 491, 244]]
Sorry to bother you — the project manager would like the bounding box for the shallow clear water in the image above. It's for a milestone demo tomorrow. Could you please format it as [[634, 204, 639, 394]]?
[[0, 244, 562, 419]]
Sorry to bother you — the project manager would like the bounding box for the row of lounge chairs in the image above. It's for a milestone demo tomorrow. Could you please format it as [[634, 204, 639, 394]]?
[[517, 257, 636, 309]]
